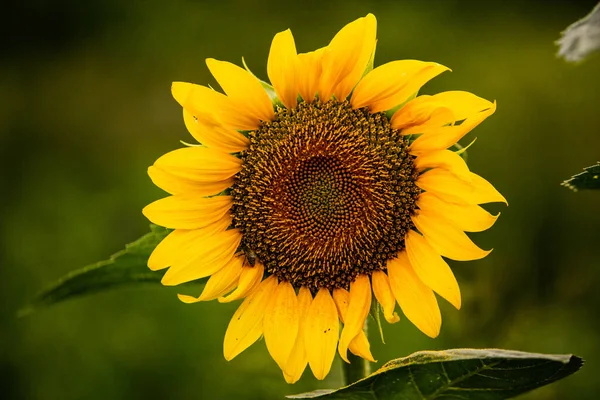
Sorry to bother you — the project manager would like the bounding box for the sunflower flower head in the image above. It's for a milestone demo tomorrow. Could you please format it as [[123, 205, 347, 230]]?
[[143, 14, 505, 384]]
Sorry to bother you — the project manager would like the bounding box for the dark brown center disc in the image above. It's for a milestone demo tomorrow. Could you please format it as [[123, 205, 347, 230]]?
[[231, 99, 420, 291]]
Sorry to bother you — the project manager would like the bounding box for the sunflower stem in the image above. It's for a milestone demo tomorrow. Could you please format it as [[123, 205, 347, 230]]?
[[341, 320, 371, 385]]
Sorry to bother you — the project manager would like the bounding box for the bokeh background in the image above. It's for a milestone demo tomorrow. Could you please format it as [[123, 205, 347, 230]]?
[[2, 0, 600, 399]]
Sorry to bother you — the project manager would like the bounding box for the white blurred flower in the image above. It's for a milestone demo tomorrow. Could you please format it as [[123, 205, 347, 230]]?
[[557, 2, 600, 62]]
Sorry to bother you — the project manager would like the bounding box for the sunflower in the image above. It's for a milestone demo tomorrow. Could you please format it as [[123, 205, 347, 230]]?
[[143, 13, 505, 384]]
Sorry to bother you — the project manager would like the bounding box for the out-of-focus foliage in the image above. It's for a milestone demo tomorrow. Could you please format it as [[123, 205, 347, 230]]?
[[18, 225, 172, 317], [2, 1, 599, 399], [562, 162, 600, 191]]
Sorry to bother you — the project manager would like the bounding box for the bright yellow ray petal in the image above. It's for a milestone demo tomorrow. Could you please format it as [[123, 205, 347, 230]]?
[[405, 230, 461, 309], [267, 29, 299, 109], [172, 82, 258, 131], [304, 288, 339, 380], [371, 271, 400, 324], [417, 192, 499, 232], [218, 263, 265, 303], [147, 213, 231, 271], [148, 229, 189, 271], [264, 281, 300, 370], [414, 149, 471, 182], [431, 91, 495, 121], [161, 228, 242, 285], [410, 101, 496, 152], [412, 210, 491, 261], [337, 275, 371, 363], [142, 195, 232, 230], [297, 48, 324, 102], [177, 255, 245, 303], [387, 252, 441, 338], [182, 109, 249, 153], [391, 91, 493, 136], [154, 147, 242, 182], [417, 169, 507, 205], [469, 172, 508, 205], [319, 14, 377, 100], [284, 287, 312, 384], [351, 60, 448, 113], [206, 58, 274, 124], [332, 289, 375, 362], [391, 95, 446, 131], [148, 166, 233, 197], [223, 275, 278, 361]]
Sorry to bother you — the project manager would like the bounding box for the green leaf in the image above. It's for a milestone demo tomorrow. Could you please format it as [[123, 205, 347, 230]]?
[[288, 349, 583, 400], [561, 162, 600, 191], [18, 225, 200, 316]]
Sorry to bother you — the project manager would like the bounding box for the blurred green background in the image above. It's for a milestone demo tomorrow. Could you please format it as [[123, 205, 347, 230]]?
[[2, 0, 600, 399]]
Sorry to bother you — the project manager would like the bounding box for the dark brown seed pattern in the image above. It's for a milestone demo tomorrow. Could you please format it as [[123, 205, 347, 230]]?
[[231, 99, 420, 291]]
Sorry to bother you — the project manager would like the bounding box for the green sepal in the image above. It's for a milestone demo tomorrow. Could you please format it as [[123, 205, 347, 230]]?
[[289, 349, 583, 399], [368, 294, 385, 343], [241, 57, 282, 107], [562, 162, 600, 191], [18, 225, 205, 317], [451, 137, 477, 163], [179, 140, 205, 147], [361, 42, 377, 78], [385, 91, 418, 120]]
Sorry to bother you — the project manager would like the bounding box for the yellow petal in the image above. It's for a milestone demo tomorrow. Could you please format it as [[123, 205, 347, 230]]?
[[154, 147, 241, 182], [177, 255, 245, 303], [283, 287, 312, 384], [206, 58, 274, 124], [148, 229, 188, 271], [351, 61, 449, 113], [161, 228, 242, 286], [371, 271, 400, 324], [267, 29, 299, 109], [414, 149, 471, 182], [391, 95, 450, 131], [182, 109, 249, 153], [142, 195, 232, 230], [392, 91, 493, 136], [410, 101, 496, 152], [387, 253, 441, 338], [405, 230, 461, 309], [417, 192, 499, 232], [319, 14, 377, 100], [332, 289, 375, 363], [469, 172, 508, 205], [219, 263, 265, 303], [337, 275, 371, 363], [172, 82, 257, 132], [431, 91, 495, 121], [412, 210, 491, 261], [297, 48, 324, 102], [148, 166, 233, 197], [223, 275, 277, 360], [417, 169, 507, 205], [147, 213, 231, 271], [304, 288, 339, 380], [264, 281, 300, 370]]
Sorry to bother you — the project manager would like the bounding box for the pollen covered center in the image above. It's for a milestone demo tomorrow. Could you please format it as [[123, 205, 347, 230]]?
[[231, 100, 420, 291]]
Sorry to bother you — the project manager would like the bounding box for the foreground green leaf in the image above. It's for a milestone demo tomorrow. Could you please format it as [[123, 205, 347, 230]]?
[[289, 349, 583, 400], [19, 225, 188, 316], [561, 162, 600, 191]]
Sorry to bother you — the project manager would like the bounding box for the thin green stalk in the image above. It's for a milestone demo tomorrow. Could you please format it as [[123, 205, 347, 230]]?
[[341, 319, 371, 385]]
